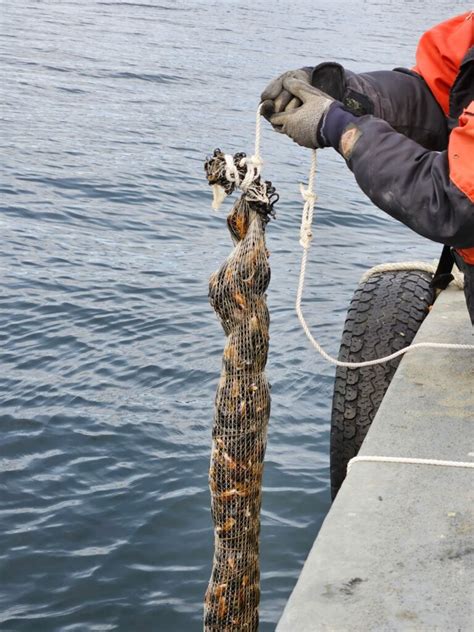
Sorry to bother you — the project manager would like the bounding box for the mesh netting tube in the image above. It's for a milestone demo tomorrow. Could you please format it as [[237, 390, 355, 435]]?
[[204, 150, 278, 630]]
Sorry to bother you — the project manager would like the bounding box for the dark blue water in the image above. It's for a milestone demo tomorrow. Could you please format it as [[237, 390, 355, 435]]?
[[0, 1, 464, 630]]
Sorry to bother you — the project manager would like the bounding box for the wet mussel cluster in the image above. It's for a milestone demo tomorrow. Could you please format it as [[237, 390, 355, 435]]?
[[204, 149, 276, 631]]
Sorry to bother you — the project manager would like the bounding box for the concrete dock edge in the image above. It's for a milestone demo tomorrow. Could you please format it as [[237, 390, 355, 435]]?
[[277, 287, 474, 632]]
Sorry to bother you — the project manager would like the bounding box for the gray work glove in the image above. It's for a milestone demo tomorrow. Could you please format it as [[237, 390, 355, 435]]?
[[260, 67, 312, 118], [268, 77, 334, 149]]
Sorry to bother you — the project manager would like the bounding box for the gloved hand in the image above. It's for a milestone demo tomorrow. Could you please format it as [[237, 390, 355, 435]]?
[[261, 62, 448, 151], [266, 77, 335, 149], [260, 67, 312, 118]]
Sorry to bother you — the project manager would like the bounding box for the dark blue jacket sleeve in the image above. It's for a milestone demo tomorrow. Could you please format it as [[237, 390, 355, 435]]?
[[344, 116, 474, 249]]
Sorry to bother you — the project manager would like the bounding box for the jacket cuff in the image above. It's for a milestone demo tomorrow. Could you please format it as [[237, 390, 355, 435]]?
[[318, 102, 358, 150]]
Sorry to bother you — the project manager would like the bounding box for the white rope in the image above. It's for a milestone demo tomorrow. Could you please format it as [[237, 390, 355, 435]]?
[[248, 107, 473, 366], [347, 455, 474, 472], [239, 107, 264, 191], [293, 148, 474, 366], [299, 150, 318, 248], [211, 184, 227, 211], [295, 247, 474, 367], [360, 261, 464, 289], [218, 105, 265, 203], [224, 153, 240, 185], [359, 261, 436, 283]]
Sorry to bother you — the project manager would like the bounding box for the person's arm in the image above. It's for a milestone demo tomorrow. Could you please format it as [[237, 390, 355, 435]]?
[[264, 77, 474, 251], [338, 107, 474, 249]]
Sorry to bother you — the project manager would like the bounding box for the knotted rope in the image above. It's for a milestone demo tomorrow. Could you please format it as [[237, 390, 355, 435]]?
[[299, 150, 318, 249], [292, 147, 474, 367], [218, 106, 265, 198]]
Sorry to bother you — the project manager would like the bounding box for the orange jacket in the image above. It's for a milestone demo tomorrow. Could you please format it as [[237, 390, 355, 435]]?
[[413, 12, 474, 264]]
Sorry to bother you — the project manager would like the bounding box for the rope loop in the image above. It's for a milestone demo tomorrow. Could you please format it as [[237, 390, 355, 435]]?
[[239, 154, 263, 192], [224, 153, 241, 186], [360, 261, 465, 289], [299, 180, 316, 248], [288, 137, 474, 364]]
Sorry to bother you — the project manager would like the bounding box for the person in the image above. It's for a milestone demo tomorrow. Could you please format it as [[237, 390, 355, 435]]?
[[260, 12, 474, 324]]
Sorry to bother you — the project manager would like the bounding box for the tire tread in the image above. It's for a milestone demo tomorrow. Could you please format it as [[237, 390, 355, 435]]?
[[329, 270, 434, 499]]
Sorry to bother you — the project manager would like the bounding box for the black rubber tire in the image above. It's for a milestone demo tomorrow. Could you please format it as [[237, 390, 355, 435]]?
[[329, 270, 435, 500]]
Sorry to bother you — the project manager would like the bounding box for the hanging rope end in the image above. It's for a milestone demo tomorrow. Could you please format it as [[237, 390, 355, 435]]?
[[211, 184, 227, 211]]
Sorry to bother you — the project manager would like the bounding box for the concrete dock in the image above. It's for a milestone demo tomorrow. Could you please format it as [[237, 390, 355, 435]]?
[[277, 287, 474, 632]]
